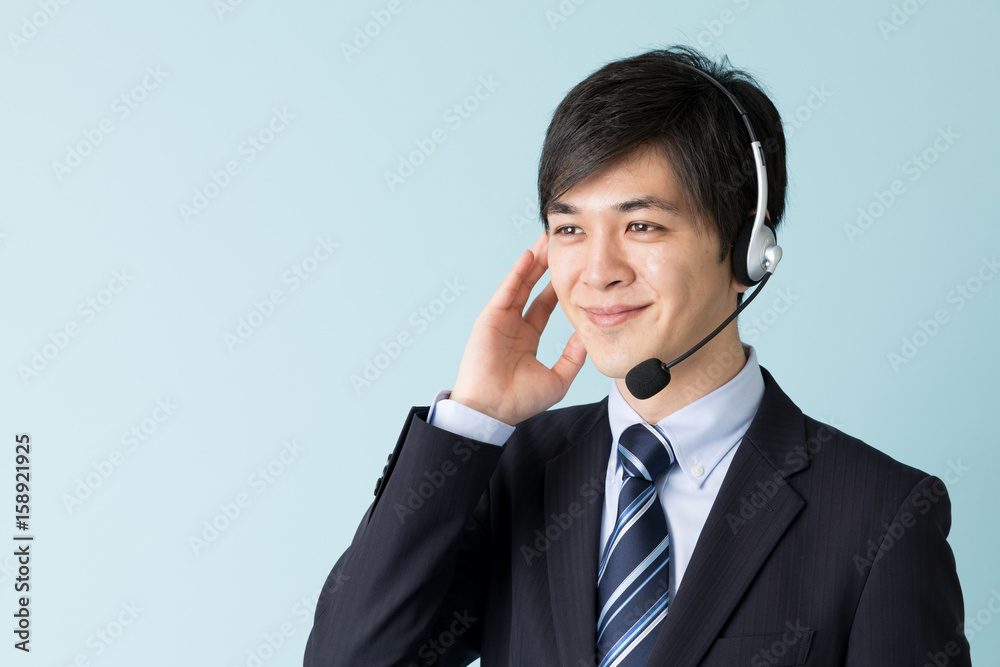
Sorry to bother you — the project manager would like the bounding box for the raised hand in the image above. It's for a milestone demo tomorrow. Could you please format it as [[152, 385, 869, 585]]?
[[450, 232, 587, 426]]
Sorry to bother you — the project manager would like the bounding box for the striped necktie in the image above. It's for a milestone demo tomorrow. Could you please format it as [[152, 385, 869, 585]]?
[[596, 422, 676, 667]]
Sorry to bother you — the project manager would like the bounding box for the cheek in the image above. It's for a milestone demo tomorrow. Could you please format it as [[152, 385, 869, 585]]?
[[635, 252, 675, 293], [546, 251, 574, 297], [640, 243, 722, 290]]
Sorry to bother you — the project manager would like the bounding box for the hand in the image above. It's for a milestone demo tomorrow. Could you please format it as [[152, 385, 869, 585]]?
[[450, 232, 587, 426]]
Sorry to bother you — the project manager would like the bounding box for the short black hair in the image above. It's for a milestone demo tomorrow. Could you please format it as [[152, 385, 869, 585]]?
[[538, 45, 786, 262]]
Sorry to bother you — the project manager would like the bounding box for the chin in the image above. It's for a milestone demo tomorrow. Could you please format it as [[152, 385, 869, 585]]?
[[587, 348, 640, 380]]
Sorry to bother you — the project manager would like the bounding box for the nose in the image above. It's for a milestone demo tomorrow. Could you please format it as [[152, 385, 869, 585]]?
[[581, 234, 634, 290]]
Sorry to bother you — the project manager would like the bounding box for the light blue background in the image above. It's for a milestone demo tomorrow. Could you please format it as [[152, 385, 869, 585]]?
[[2, 1, 998, 665]]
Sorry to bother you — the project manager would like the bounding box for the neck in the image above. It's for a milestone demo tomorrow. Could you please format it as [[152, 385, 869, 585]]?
[[616, 328, 747, 424]]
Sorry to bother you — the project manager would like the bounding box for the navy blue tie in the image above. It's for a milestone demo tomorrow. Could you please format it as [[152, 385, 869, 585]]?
[[596, 422, 675, 666]]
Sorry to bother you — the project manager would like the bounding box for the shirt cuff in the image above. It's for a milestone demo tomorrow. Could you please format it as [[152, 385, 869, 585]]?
[[427, 390, 514, 446]]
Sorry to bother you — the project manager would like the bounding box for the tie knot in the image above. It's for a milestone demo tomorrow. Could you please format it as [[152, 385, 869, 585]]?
[[617, 423, 675, 481]]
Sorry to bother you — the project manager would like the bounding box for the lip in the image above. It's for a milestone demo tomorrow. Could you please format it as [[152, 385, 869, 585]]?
[[583, 304, 649, 328]]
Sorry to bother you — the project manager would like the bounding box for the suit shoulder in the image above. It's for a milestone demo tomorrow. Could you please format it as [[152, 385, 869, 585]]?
[[799, 413, 932, 496]]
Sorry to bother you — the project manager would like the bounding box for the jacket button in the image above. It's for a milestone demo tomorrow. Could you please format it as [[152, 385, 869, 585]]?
[[373, 477, 383, 496]]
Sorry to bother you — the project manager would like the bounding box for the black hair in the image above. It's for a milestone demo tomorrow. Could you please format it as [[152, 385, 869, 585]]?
[[537, 45, 786, 262]]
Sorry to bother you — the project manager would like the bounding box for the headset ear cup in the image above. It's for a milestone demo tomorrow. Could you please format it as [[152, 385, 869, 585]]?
[[733, 216, 779, 287], [732, 215, 757, 287]]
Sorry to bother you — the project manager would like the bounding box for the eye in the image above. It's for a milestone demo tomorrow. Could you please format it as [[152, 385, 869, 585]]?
[[628, 222, 660, 233], [553, 225, 581, 235]]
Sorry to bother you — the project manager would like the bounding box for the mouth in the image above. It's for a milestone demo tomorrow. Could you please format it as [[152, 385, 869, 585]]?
[[583, 305, 649, 328]]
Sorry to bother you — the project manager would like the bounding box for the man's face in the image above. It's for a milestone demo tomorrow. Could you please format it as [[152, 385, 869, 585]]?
[[546, 145, 746, 380]]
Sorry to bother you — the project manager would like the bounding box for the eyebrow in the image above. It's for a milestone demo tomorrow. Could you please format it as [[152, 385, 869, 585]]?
[[547, 195, 682, 217]]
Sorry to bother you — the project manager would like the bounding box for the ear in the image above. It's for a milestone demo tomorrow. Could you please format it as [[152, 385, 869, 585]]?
[[730, 272, 751, 294]]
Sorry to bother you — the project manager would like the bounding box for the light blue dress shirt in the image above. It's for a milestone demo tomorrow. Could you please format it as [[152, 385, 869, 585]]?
[[427, 346, 765, 600]]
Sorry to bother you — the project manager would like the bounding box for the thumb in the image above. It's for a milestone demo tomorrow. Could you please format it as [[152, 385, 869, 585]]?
[[550, 331, 587, 393]]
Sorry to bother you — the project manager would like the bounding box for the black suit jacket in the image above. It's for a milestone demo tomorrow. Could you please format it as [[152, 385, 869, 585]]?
[[304, 368, 970, 666]]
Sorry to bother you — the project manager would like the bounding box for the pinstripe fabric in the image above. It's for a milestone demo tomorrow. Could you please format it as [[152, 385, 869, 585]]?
[[305, 368, 970, 666], [596, 423, 676, 667]]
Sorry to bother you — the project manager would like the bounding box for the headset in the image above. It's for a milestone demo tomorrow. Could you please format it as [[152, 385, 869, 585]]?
[[672, 59, 783, 285], [624, 60, 784, 400]]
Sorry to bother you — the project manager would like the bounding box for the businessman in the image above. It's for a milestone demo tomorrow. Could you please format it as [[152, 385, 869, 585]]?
[[305, 46, 969, 666]]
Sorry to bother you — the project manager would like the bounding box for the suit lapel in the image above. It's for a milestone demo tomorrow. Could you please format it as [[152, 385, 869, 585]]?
[[544, 398, 612, 667], [648, 368, 810, 665]]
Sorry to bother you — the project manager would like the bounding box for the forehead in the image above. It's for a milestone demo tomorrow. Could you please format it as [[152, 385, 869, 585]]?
[[547, 145, 691, 218]]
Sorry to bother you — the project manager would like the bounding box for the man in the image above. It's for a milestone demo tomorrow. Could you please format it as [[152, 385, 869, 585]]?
[[304, 46, 969, 666]]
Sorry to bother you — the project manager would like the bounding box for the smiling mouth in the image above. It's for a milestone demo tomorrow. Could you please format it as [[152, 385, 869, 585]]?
[[583, 305, 649, 328]]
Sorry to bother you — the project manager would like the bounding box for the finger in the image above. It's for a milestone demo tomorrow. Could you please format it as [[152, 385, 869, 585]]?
[[510, 243, 547, 312], [489, 234, 547, 311], [523, 281, 560, 335], [530, 230, 547, 255], [550, 331, 588, 393], [511, 278, 534, 315], [524, 234, 550, 284], [486, 248, 535, 311], [512, 236, 550, 311]]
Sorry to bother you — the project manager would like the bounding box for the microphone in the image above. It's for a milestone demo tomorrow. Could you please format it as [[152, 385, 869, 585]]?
[[624, 273, 771, 400]]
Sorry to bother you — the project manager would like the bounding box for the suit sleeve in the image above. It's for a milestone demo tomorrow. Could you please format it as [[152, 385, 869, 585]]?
[[845, 475, 971, 665], [303, 406, 504, 667]]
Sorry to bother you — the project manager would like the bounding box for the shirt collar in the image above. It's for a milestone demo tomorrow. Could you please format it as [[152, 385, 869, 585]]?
[[607, 345, 765, 488]]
